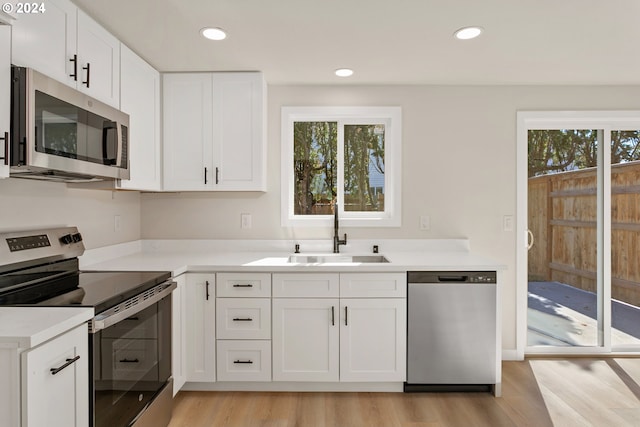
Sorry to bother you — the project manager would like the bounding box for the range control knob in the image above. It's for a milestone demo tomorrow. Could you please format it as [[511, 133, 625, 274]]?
[[72, 233, 83, 243], [59, 234, 74, 245]]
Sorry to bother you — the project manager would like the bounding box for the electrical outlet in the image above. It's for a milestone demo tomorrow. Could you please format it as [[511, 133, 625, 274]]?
[[241, 213, 252, 229], [420, 215, 430, 230], [114, 215, 122, 232]]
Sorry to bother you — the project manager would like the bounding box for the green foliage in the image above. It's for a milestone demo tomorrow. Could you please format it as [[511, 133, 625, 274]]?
[[528, 130, 640, 177]]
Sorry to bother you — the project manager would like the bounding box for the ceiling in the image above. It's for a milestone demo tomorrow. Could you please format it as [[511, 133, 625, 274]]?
[[73, 0, 640, 85]]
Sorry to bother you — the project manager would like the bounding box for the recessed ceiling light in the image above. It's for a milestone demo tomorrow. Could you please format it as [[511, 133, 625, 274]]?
[[335, 68, 354, 77], [201, 27, 227, 41], [454, 26, 483, 40]]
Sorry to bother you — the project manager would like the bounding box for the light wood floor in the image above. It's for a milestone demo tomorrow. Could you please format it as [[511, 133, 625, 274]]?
[[168, 358, 640, 427]]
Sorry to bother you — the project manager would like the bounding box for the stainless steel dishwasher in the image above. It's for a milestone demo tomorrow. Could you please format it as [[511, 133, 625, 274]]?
[[405, 271, 497, 393]]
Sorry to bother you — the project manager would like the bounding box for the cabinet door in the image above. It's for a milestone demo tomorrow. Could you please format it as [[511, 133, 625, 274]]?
[[22, 324, 89, 427], [163, 73, 213, 191], [339, 299, 406, 382], [212, 72, 266, 191], [272, 298, 339, 382], [11, 0, 76, 87], [76, 10, 120, 107], [118, 45, 161, 191], [184, 274, 216, 382], [171, 274, 186, 395], [0, 25, 9, 178]]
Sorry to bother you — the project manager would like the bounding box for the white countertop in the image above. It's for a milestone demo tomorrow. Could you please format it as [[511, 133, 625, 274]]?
[[0, 307, 93, 349], [82, 239, 506, 275]]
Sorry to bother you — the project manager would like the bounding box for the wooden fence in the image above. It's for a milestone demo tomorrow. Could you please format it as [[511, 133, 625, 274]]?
[[528, 160, 640, 306]]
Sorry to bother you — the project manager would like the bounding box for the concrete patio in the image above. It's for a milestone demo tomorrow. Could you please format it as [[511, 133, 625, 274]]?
[[528, 281, 640, 347]]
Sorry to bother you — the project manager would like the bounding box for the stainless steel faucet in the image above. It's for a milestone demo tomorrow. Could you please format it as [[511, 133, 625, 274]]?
[[333, 204, 347, 253]]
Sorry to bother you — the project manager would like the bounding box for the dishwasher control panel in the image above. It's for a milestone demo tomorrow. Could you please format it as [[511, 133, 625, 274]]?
[[407, 271, 496, 284]]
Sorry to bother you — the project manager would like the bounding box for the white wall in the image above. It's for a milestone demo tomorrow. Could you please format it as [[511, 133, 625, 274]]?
[[141, 84, 640, 352], [0, 178, 140, 249]]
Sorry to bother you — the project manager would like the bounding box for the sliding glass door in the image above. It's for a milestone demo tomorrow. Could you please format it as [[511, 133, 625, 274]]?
[[518, 112, 640, 355]]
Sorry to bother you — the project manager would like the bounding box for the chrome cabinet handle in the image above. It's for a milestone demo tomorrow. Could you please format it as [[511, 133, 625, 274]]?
[[69, 54, 78, 81], [50, 356, 80, 375], [82, 62, 90, 87]]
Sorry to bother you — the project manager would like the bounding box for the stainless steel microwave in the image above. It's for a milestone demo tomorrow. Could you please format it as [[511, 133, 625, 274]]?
[[10, 66, 129, 182]]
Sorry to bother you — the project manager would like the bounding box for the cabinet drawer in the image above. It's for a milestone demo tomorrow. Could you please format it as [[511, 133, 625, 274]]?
[[216, 340, 271, 382], [216, 298, 271, 339], [340, 273, 407, 298], [272, 273, 339, 297], [216, 273, 271, 297]]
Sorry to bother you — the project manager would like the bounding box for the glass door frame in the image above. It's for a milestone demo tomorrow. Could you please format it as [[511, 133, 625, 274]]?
[[516, 111, 640, 357]]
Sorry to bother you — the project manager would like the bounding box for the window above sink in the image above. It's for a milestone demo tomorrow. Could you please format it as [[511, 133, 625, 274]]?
[[280, 106, 402, 228]]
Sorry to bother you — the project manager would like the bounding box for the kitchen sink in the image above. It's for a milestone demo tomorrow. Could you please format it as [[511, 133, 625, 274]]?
[[287, 254, 390, 264]]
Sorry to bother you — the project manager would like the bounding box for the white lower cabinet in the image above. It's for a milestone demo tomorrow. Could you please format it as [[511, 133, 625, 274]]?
[[272, 273, 406, 383], [184, 273, 216, 382], [216, 340, 271, 382], [216, 273, 272, 382], [339, 299, 406, 382], [272, 298, 340, 382], [21, 324, 89, 427], [171, 274, 186, 395]]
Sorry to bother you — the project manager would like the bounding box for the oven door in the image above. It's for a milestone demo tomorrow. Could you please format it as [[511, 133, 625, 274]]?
[[90, 283, 174, 427]]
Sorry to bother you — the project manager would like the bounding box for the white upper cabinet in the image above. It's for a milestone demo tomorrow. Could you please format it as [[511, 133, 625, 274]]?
[[163, 72, 266, 191], [11, 0, 120, 107], [212, 73, 266, 191], [163, 73, 213, 191], [0, 25, 10, 179], [118, 45, 161, 191]]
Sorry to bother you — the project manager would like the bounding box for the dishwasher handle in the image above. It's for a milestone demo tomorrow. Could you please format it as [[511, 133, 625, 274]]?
[[437, 275, 468, 282]]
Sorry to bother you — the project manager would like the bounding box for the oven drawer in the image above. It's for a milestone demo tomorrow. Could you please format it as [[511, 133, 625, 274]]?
[[216, 340, 271, 382], [216, 273, 271, 297], [101, 338, 159, 382], [216, 298, 271, 339]]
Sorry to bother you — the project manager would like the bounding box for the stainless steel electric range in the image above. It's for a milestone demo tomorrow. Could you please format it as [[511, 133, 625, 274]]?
[[0, 226, 176, 427]]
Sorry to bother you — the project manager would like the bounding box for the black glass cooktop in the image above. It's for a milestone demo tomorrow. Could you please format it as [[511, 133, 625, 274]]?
[[0, 269, 171, 314]]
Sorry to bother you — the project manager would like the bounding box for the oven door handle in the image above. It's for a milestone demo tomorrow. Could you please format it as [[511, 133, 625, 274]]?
[[90, 280, 177, 334]]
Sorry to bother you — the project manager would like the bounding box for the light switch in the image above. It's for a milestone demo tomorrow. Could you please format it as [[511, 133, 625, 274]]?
[[420, 215, 430, 230], [241, 213, 252, 229], [503, 215, 514, 232]]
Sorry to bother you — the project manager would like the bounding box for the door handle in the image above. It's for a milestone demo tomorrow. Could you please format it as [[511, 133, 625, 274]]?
[[345, 306, 348, 326], [0, 132, 8, 165], [527, 229, 534, 251], [205, 280, 210, 300], [82, 62, 90, 87], [50, 356, 81, 375], [331, 306, 335, 326], [69, 54, 78, 81]]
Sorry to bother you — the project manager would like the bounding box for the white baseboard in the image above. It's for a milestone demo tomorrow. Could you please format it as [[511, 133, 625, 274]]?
[[502, 349, 522, 361]]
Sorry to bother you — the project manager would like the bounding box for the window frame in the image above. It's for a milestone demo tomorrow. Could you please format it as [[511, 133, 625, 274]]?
[[281, 106, 402, 227]]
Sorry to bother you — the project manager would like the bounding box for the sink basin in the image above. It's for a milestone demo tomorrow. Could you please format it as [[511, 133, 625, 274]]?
[[287, 254, 389, 264]]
